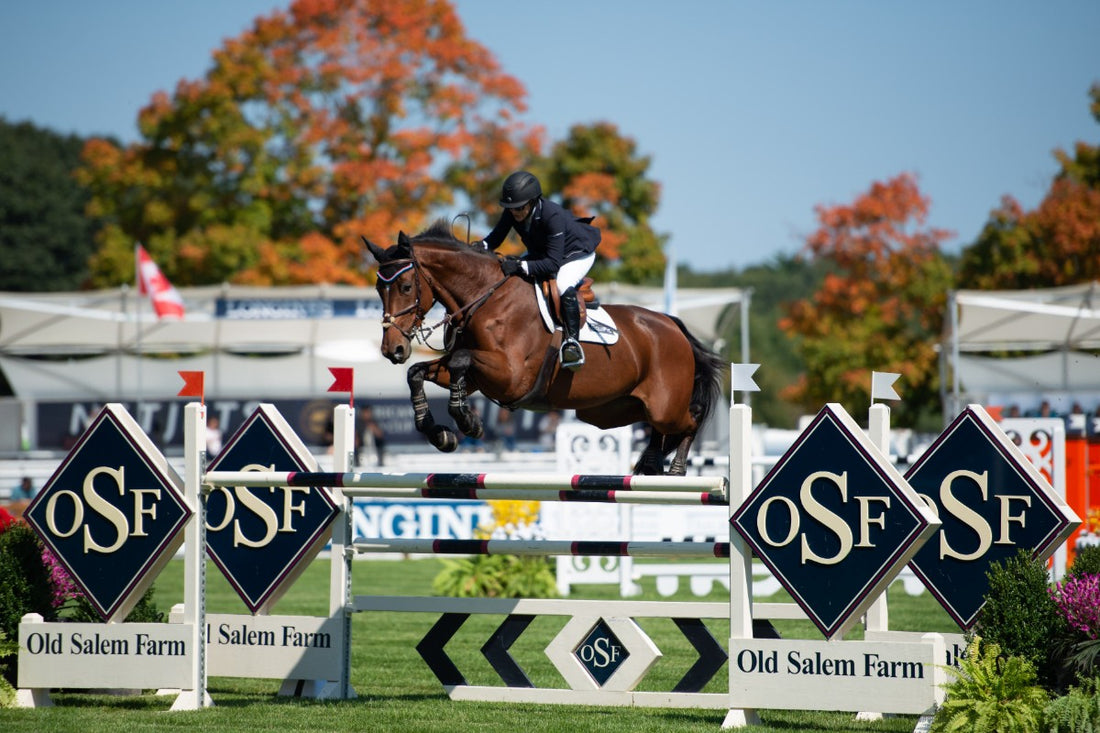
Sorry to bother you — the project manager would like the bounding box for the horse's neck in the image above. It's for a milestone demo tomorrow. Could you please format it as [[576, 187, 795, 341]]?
[[418, 244, 498, 312]]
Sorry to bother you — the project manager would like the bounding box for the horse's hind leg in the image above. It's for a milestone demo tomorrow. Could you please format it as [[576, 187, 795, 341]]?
[[445, 349, 483, 439], [408, 361, 459, 452], [631, 429, 667, 475]]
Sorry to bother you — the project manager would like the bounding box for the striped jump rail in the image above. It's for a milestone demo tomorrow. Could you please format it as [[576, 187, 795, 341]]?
[[353, 538, 731, 558], [202, 471, 728, 494]]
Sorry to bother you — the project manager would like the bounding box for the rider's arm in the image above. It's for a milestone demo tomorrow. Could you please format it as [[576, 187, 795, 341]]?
[[522, 207, 567, 280], [478, 214, 513, 251]]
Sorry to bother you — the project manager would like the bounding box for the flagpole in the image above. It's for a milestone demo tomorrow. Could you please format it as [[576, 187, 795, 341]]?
[[135, 244, 143, 409]]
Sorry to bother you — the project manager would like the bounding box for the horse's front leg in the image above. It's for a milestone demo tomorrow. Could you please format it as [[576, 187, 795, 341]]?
[[407, 360, 459, 453], [445, 349, 483, 439], [667, 431, 696, 477]]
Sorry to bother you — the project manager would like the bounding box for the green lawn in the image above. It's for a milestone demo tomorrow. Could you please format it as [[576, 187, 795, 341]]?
[[2, 557, 959, 732]]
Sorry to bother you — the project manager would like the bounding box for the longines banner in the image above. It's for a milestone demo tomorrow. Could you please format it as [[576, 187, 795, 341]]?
[[37, 396, 542, 450]]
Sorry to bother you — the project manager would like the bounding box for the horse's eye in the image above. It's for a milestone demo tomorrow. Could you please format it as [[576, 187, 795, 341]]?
[[399, 282, 413, 295]]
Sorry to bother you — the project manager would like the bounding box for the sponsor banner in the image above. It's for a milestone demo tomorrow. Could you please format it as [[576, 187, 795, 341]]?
[[350, 499, 495, 542], [19, 620, 194, 689], [39, 396, 542, 450], [729, 637, 944, 715], [202, 614, 341, 680], [215, 298, 382, 320]]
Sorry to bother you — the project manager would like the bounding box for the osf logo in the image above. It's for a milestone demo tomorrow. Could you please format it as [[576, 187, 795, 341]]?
[[25, 404, 191, 621]]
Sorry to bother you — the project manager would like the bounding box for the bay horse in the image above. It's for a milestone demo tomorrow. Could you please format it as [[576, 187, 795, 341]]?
[[362, 222, 725, 475]]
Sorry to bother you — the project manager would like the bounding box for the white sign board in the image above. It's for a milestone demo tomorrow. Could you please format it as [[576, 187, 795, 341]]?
[[19, 618, 195, 689], [202, 613, 342, 680]]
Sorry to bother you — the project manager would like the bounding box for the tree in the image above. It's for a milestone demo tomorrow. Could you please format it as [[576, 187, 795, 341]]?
[[958, 83, 1100, 289], [541, 122, 666, 284], [779, 173, 954, 428], [77, 0, 539, 287], [461, 122, 667, 284], [0, 118, 95, 291]]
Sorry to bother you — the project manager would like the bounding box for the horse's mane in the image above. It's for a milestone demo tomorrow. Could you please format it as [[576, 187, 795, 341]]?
[[410, 219, 497, 261], [411, 219, 460, 244]]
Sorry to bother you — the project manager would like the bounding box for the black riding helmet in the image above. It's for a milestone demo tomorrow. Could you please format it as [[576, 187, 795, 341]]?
[[499, 170, 542, 208]]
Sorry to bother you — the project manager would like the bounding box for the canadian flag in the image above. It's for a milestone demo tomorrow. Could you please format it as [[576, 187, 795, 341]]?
[[135, 244, 185, 320]]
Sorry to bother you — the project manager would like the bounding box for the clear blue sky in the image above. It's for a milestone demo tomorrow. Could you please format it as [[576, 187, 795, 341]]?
[[2, 1, 1098, 271]]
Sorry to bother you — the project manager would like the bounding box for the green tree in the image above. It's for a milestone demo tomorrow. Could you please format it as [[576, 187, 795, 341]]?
[[77, 0, 538, 288], [780, 173, 954, 428], [0, 118, 95, 290], [537, 122, 667, 284], [959, 83, 1100, 289]]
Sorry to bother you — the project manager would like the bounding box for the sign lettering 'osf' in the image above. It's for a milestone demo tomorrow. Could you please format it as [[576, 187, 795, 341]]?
[[731, 403, 940, 639], [205, 404, 339, 614], [24, 404, 191, 622], [905, 405, 1080, 629]]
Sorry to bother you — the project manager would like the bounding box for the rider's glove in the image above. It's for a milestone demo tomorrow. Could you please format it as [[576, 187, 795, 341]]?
[[500, 258, 524, 277]]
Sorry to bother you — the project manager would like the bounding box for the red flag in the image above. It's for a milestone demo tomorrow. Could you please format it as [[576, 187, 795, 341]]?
[[328, 367, 354, 407], [136, 244, 185, 319], [178, 371, 204, 402]]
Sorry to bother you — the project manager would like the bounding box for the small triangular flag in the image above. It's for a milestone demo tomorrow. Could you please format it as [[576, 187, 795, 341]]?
[[328, 367, 354, 407], [871, 372, 901, 402], [178, 371, 204, 402], [731, 363, 761, 394]]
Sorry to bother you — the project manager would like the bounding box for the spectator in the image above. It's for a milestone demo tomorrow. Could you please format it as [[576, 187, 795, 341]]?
[[15, 476, 34, 500], [495, 408, 517, 452], [205, 415, 223, 457], [359, 405, 387, 467], [538, 410, 562, 451]]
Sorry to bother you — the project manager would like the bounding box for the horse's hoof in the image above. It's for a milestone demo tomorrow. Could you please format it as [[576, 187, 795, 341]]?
[[430, 426, 459, 453]]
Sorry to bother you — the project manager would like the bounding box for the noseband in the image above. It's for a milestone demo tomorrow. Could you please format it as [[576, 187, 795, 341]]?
[[376, 258, 425, 342]]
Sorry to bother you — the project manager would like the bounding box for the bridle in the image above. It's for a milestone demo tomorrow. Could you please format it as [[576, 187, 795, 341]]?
[[376, 245, 510, 353]]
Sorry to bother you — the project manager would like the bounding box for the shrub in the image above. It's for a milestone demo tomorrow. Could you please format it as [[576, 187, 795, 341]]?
[[1067, 545, 1100, 581], [932, 636, 1048, 733], [974, 548, 1066, 689], [0, 523, 57, 641], [0, 630, 16, 708], [1044, 676, 1100, 732], [433, 554, 557, 599], [431, 499, 557, 599]]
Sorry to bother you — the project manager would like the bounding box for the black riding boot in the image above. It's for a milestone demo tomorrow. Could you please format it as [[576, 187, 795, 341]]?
[[559, 287, 585, 371]]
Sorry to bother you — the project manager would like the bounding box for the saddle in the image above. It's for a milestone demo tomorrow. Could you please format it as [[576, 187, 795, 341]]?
[[539, 277, 599, 328]]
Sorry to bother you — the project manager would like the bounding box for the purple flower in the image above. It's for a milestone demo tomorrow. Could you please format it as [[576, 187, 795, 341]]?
[[40, 546, 81, 608], [1050, 574, 1100, 639]]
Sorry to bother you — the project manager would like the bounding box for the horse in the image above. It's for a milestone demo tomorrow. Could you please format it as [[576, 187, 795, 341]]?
[[362, 222, 725, 475]]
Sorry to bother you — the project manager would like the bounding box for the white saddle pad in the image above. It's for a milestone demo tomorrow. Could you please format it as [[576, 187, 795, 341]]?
[[533, 283, 619, 346]]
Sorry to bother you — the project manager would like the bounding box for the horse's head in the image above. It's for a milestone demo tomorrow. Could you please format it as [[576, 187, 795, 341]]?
[[363, 231, 434, 364]]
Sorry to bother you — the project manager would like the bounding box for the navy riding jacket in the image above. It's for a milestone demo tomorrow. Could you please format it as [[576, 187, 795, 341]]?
[[482, 198, 600, 281]]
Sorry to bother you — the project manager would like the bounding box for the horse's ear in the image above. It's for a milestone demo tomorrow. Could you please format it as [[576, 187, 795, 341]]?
[[397, 231, 412, 256], [361, 235, 387, 263]]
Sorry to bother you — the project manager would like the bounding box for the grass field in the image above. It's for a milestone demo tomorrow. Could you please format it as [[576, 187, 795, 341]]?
[[1, 556, 960, 732]]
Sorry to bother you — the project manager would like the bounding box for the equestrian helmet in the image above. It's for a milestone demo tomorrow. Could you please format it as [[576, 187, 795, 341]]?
[[499, 171, 542, 208]]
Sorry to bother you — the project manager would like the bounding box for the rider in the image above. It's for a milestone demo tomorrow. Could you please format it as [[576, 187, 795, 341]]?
[[477, 171, 600, 370]]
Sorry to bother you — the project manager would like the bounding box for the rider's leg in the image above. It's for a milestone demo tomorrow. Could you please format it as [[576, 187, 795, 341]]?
[[556, 255, 594, 371], [560, 287, 584, 369]]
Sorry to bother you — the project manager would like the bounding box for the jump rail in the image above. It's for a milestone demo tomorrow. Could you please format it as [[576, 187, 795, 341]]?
[[202, 470, 728, 493], [352, 538, 731, 558]]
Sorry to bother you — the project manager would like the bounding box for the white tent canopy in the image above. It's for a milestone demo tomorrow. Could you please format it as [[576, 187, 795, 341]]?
[[0, 283, 745, 402], [943, 281, 1100, 415]]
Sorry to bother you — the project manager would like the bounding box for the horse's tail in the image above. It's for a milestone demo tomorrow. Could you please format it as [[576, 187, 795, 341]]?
[[670, 316, 726, 430]]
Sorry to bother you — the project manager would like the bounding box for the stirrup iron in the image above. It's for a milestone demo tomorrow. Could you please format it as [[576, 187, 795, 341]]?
[[560, 338, 584, 371]]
